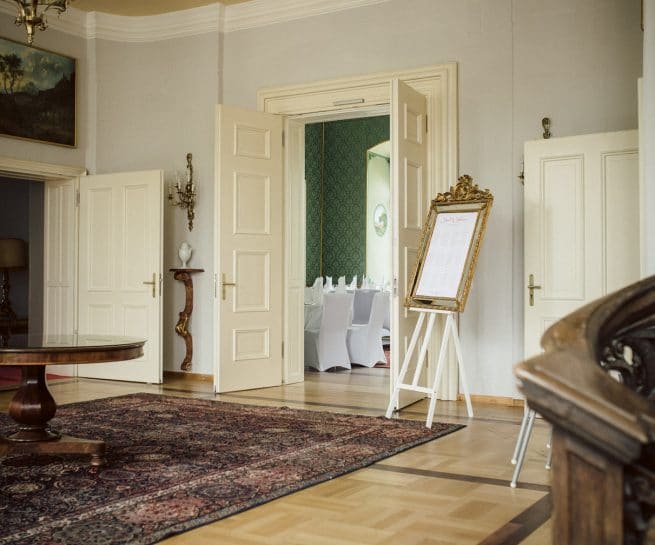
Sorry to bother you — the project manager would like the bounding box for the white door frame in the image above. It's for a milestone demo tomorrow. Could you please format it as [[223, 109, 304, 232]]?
[[0, 157, 86, 376], [257, 64, 459, 400]]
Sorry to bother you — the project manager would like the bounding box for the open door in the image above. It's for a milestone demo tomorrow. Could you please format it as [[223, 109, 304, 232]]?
[[43, 178, 78, 377], [391, 79, 429, 409], [77, 170, 163, 383], [215, 105, 284, 393]]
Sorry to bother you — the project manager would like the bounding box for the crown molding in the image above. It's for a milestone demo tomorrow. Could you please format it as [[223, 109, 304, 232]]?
[[86, 4, 223, 42], [223, 0, 392, 32], [0, 0, 391, 43]]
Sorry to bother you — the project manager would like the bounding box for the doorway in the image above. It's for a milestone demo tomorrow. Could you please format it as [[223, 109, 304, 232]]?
[[303, 115, 392, 381], [214, 64, 460, 404]]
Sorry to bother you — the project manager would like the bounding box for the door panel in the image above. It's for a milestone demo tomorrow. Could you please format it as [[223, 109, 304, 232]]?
[[524, 131, 639, 359], [216, 105, 283, 393], [43, 178, 78, 377], [78, 170, 163, 383], [391, 79, 429, 409]]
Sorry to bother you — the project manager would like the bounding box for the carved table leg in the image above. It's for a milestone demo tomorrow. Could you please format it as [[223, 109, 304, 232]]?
[[0, 365, 106, 465], [173, 270, 196, 371]]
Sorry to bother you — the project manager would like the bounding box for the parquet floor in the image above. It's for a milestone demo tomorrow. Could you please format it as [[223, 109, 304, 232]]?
[[0, 368, 552, 545]]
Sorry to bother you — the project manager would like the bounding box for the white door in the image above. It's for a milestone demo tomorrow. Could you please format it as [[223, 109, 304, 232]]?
[[524, 130, 639, 358], [43, 178, 78, 377], [391, 79, 429, 409], [215, 105, 284, 393], [77, 171, 163, 383]]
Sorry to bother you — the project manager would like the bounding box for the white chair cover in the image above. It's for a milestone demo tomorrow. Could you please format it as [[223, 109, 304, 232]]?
[[324, 276, 333, 291], [352, 289, 378, 325], [304, 287, 314, 304], [381, 291, 391, 336], [304, 292, 354, 371], [347, 292, 387, 367], [312, 277, 323, 305], [349, 275, 357, 290], [336, 276, 346, 292]]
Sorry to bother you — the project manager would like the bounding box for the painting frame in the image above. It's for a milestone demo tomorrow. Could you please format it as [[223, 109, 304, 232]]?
[[405, 175, 493, 313], [0, 36, 76, 148]]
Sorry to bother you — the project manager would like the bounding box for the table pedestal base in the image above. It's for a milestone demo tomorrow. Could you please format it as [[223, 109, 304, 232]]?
[[0, 365, 106, 466], [0, 435, 106, 466]]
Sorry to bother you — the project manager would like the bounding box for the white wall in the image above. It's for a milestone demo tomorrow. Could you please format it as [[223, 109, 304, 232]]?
[[91, 33, 221, 374], [222, 0, 642, 397], [366, 153, 391, 287], [0, 0, 642, 394]]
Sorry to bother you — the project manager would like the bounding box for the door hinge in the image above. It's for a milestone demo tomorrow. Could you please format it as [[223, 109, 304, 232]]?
[[281, 341, 284, 358], [425, 115, 428, 133], [75, 189, 80, 207], [213, 273, 218, 298], [282, 130, 285, 147]]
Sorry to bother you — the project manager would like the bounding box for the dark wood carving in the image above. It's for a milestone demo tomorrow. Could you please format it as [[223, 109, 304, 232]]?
[[515, 276, 655, 545], [170, 268, 204, 371]]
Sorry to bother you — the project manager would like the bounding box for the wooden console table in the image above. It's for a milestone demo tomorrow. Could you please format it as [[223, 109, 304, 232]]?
[[170, 268, 204, 371]]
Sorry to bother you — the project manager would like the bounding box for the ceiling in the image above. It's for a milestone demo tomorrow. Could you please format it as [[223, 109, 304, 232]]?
[[71, 0, 252, 16]]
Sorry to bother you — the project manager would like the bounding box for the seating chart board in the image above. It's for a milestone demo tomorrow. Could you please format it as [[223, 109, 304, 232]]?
[[406, 175, 493, 312]]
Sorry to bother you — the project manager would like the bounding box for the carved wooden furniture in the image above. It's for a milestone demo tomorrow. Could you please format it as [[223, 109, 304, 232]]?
[[0, 335, 144, 466], [170, 268, 203, 371], [515, 275, 655, 545]]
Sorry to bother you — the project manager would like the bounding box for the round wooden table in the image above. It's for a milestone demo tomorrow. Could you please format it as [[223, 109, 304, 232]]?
[[0, 334, 145, 466]]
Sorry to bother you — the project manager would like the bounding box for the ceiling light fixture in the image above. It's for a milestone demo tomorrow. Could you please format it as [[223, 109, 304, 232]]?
[[10, 0, 71, 45]]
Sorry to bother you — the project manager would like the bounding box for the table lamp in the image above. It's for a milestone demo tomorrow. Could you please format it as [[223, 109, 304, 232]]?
[[0, 238, 28, 321]]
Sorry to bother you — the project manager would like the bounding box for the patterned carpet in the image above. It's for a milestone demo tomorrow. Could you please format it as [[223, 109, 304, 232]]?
[[0, 393, 463, 545]]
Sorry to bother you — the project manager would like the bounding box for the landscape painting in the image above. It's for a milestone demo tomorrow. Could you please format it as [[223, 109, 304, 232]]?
[[0, 37, 75, 147]]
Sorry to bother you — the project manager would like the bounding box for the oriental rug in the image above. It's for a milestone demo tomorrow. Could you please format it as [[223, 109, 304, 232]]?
[[0, 393, 463, 545]]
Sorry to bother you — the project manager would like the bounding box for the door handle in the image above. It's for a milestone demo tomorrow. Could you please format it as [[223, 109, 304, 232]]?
[[143, 273, 156, 298], [527, 274, 542, 306], [221, 273, 236, 301]]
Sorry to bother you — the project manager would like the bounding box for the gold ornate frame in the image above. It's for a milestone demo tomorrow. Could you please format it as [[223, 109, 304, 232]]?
[[406, 175, 493, 312]]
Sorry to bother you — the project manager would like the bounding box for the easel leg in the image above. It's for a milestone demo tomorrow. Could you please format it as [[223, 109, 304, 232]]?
[[426, 315, 451, 428], [385, 313, 426, 418], [450, 315, 473, 417], [411, 313, 436, 386]]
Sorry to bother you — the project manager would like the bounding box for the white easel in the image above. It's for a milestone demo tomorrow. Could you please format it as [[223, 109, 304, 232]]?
[[385, 307, 473, 427]]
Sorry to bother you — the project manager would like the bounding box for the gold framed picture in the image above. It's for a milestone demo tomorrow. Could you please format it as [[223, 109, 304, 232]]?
[[0, 36, 76, 147], [405, 175, 493, 312]]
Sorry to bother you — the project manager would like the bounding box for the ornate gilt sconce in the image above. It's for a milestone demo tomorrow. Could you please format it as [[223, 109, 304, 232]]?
[[168, 153, 197, 230]]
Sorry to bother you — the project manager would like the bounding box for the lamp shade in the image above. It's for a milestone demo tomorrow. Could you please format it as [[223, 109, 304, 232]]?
[[0, 239, 28, 270]]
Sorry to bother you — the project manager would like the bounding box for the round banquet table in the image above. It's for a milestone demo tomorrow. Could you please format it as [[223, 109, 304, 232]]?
[[0, 334, 145, 466]]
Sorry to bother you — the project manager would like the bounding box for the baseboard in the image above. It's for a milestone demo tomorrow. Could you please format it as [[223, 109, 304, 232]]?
[[164, 371, 213, 383], [457, 394, 524, 407]]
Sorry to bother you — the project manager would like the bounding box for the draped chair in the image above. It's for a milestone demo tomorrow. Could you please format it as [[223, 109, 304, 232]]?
[[304, 293, 354, 372], [347, 292, 387, 367]]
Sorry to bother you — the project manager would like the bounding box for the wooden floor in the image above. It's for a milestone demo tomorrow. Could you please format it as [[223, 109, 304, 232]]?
[[0, 368, 552, 545]]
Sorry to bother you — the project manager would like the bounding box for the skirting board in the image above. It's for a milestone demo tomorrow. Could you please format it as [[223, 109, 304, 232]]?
[[457, 394, 524, 407], [164, 371, 213, 382]]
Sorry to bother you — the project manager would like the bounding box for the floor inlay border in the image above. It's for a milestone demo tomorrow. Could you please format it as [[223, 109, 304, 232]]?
[[476, 493, 552, 545], [370, 464, 551, 492]]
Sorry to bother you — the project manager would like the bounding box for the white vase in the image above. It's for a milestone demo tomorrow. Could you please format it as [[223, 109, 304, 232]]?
[[178, 242, 192, 268]]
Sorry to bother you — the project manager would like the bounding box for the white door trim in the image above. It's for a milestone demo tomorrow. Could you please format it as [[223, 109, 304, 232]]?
[[0, 157, 86, 181], [258, 63, 459, 400]]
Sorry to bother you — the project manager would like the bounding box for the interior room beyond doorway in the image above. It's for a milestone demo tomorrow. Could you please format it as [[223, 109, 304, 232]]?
[[303, 115, 392, 378]]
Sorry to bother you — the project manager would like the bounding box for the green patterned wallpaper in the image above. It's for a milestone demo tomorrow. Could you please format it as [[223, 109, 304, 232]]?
[[305, 116, 390, 285], [305, 123, 323, 284]]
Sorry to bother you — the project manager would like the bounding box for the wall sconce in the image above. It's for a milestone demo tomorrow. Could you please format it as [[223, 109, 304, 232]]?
[[168, 153, 197, 231]]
